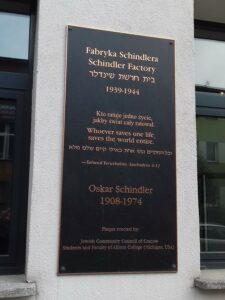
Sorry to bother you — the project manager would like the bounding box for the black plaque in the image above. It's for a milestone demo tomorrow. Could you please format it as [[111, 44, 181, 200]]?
[[59, 26, 176, 274]]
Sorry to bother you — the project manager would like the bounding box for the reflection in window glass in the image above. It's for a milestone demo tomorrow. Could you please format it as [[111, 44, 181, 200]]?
[[206, 142, 217, 162], [197, 116, 225, 252], [0, 12, 30, 60], [0, 100, 16, 255], [195, 39, 225, 90]]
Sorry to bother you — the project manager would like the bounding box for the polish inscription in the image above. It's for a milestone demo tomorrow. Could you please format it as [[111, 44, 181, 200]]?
[[59, 26, 176, 274], [87, 46, 158, 95]]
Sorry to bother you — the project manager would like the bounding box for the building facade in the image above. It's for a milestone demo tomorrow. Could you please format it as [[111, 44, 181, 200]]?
[[1, 0, 225, 299]]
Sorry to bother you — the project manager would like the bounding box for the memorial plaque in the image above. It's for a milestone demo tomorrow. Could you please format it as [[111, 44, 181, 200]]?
[[59, 26, 176, 274]]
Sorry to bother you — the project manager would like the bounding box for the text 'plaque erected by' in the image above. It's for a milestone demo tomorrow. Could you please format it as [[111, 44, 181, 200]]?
[[59, 26, 176, 274]]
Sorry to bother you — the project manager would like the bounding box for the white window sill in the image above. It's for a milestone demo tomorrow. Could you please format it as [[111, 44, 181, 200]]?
[[195, 270, 225, 290], [0, 275, 36, 298]]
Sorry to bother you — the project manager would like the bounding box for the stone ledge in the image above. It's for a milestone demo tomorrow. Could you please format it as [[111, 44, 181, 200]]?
[[0, 275, 36, 299], [194, 277, 225, 290]]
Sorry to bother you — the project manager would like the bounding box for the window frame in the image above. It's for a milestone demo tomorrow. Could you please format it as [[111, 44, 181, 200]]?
[[195, 20, 225, 269], [0, 0, 36, 275]]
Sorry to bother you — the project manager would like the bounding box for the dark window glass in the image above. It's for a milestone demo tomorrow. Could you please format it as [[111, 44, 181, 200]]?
[[197, 116, 225, 253], [206, 142, 217, 162], [8, 135, 14, 159], [0, 100, 15, 254], [0, 0, 36, 275], [0, 136, 3, 157]]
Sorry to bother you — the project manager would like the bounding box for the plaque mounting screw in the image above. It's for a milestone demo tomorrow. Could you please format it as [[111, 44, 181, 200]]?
[[61, 266, 66, 271]]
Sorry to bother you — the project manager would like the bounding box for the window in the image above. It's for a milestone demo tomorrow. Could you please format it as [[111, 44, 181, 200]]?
[[206, 142, 217, 162], [0, 0, 36, 275], [0, 102, 16, 160], [195, 21, 225, 268], [0, 12, 30, 60]]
